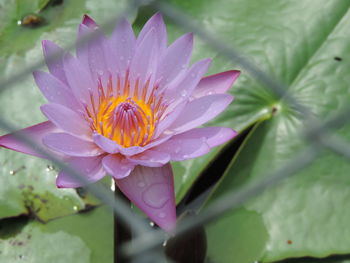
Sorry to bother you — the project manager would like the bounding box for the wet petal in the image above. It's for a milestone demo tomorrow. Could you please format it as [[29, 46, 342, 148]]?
[[102, 154, 135, 179], [77, 23, 116, 79], [154, 137, 210, 161], [43, 132, 103, 157], [33, 71, 80, 111], [193, 70, 240, 99], [129, 28, 158, 89], [111, 18, 136, 73], [115, 164, 176, 231], [157, 33, 193, 86], [165, 58, 211, 101], [41, 103, 91, 139], [168, 94, 234, 134], [0, 121, 62, 159], [174, 127, 238, 148], [57, 155, 105, 188], [137, 13, 167, 55], [42, 40, 68, 85], [128, 150, 170, 167], [63, 53, 95, 105]]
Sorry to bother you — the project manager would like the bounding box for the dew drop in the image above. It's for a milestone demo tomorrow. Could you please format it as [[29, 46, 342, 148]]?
[[142, 183, 170, 208], [180, 90, 187, 97], [138, 182, 146, 188], [9, 170, 15, 175], [149, 221, 155, 227], [73, 206, 78, 211]]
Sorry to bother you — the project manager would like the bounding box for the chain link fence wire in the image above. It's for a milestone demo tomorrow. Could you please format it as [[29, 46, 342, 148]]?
[[1, 0, 350, 262]]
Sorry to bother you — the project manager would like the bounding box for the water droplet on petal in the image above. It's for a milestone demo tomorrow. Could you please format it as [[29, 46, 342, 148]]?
[[73, 205, 78, 211], [142, 183, 170, 208], [138, 182, 146, 188], [181, 90, 187, 97]]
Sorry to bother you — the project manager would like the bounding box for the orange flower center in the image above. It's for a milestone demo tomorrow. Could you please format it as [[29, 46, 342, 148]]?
[[84, 73, 166, 148]]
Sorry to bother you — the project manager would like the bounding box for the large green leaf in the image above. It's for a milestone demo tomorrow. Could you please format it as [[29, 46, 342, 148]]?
[[0, 0, 128, 220], [162, 0, 350, 203], [199, 0, 350, 262], [0, 205, 113, 263]]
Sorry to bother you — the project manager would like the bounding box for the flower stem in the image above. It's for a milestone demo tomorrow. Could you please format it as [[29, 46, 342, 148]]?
[[114, 181, 132, 263]]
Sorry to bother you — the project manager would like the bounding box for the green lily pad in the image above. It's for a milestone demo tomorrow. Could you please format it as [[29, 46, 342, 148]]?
[[200, 0, 350, 262], [0, 205, 113, 263]]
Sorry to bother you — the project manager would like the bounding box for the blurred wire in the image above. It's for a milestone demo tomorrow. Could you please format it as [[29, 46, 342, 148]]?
[[1, 0, 350, 262]]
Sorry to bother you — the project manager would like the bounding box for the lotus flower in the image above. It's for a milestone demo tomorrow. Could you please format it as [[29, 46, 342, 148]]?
[[0, 13, 239, 230]]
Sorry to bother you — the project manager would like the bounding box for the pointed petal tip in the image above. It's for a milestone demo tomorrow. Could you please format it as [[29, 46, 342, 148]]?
[[115, 164, 176, 232], [82, 14, 97, 28]]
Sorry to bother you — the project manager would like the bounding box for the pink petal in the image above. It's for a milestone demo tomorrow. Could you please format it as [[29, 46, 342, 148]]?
[[43, 132, 103, 157], [137, 13, 167, 55], [63, 53, 95, 105], [193, 70, 240, 99], [102, 154, 135, 179], [157, 33, 193, 86], [33, 71, 80, 111], [111, 18, 136, 74], [0, 121, 61, 159], [153, 137, 210, 161], [57, 155, 105, 188], [93, 133, 119, 154], [127, 150, 170, 167], [81, 14, 98, 28], [175, 127, 238, 148], [115, 164, 176, 231], [168, 94, 234, 134], [129, 28, 158, 91], [77, 24, 116, 80], [93, 133, 172, 156], [165, 58, 211, 101], [41, 103, 91, 139], [42, 40, 68, 85]]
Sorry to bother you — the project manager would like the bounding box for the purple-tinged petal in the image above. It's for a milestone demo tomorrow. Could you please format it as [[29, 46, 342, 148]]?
[[77, 24, 116, 80], [115, 164, 176, 231], [41, 103, 91, 139], [42, 40, 68, 85], [43, 133, 103, 157], [127, 150, 170, 167], [168, 94, 234, 134], [0, 121, 62, 159], [154, 137, 210, 161], [57, 155, 105, 188], [157, 33, 193, 86], [33, 71, 80, 111], [102, 154, 134, 179], [137, 13, 167, 55], [165, 58, 211, 101], [94, 133, 172, 156], [81, 14, 98, 28], [154, 100, 187, 138], [129, 28, 158, 90], [175, 127, 238, 148], [111, 18, 136, 73], [193, 70, 240, 99], [93, 133, 119, 154], [63, 53, 95, 105]]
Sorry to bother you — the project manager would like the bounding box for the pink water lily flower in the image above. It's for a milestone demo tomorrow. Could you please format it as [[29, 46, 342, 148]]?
[[0, 13, 239, 230]]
